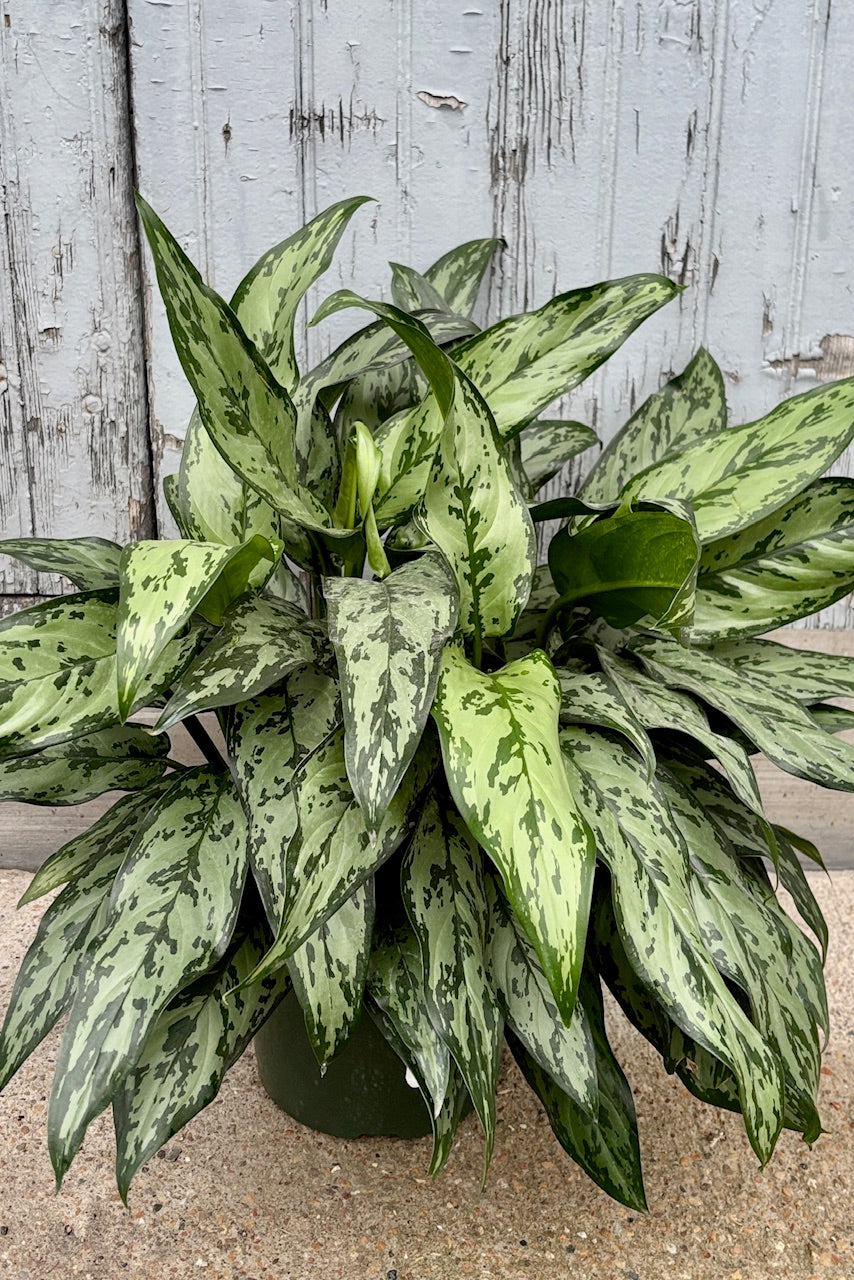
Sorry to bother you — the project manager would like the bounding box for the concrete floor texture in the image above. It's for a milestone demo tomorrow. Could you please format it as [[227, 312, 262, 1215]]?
[[0, 867, 851, 1280]]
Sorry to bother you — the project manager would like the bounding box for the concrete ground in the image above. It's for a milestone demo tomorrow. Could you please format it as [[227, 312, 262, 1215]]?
[[0, 868, 851, 1280]]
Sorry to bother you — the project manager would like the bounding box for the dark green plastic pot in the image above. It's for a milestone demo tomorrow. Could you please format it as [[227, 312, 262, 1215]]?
[[254, 991, 433, 1139]]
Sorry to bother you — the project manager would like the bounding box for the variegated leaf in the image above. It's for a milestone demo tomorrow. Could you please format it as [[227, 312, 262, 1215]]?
[[113, 922, 289, 1200], [598, 648, 764, 817], [634, 636, 854, 791], [19, 780, 177, 906], [560, 726, 784, 1162], [581, 348, 727, 503], [661, 768, 825, 1140], [624, 378, 854, 542], [556, 668, 655, 782], [421, 373, 536, 645], [47, 767, 248, 1183], [0, 725, 171, 805], [402, 794, 502, 1161], [432, 642, 595, 1022], [518, 420, 599, 497], [422, 237, 503, 318], [156, 595, 329, 732], [288, 881, 374, 1067], [225, 670, 340, 931], [0, 594, 201, 758], [116, 537, 277, 717], [390, 261, 451, 314], [0, 841, 127, 1092], [707, 637, 854, 703], [508, 967, 647, 1213], [245, 734, 436, 984], [690, 479, 854, 641], [0, 537, 121, 592], [324, 553, 459, 828], [486, 877, 597, 1116], [366, 925, 451, 1115]]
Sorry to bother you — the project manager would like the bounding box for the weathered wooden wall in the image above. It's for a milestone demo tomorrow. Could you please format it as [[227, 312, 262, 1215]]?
[[2, 0, 854, 620]]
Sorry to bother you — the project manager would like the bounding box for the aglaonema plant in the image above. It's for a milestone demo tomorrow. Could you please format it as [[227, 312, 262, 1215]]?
[[0, 193, 849, 1210]]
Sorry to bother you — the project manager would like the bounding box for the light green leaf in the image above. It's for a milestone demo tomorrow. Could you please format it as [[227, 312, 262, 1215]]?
[[623, 378, 854, 542], [634, 636, 854, 791], [47, 766, 248, 1184], [402, 794, 502, 1163], [581, 348, 727, 503], [561, 726, 784, 1162], [156, 595, 329, 732], [432, 643, 595, 1022], [0, 537, 121, 592], [390, 262, 451, 314], [518, 420, 599, 498], [422, 237, 502, 318], [691, 479, 854, 641], [0, 594, 201, 758], [0, 725, 171, 806], [288, 882, 375, 1067], [225, 670, 340, 932], [116, 537, 276, 717], [556, 668, 656, 782], [705, 637, 854, 703], [421, 372, 536, 646], [508, 968, 647, 1212], [324, 553, 458, 829], [113, 922, 289, 1201], [547, 507, 699, 630]]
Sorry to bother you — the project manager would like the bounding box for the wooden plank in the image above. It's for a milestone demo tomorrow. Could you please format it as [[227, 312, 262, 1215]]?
[[0, 1, 155, 595]]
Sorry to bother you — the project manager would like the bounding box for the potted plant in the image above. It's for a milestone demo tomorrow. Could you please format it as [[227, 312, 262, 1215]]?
[[0, 195, 848, 1211]]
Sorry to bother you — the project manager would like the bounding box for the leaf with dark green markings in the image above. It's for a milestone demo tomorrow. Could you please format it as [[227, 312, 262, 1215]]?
[[422, 237, 502, 318], [547, 507, 699, 630], [403, 794, 502, 1162], [0, 594, 201, 758], [706, 637, 854, 703], [661, 767, 825, 1140], [113, 921, 289, 1201], [487, 877, 597, 1116], [508, 967, 647, 1212], [226, 670, 340, 932], [0, 537, 121, 591], [556, 668, 656, 782], [690, 479, 854, 641], [518, 420, 599, 497], [156, 595, 329, 732], [288, 881, 375, 1067], [390, 262, 451, 314], [47, 766, 248, 1184], [432, 643, 595, 1022], [0, 725, 171, 806], [116, 537, 277, 716], [598, 649, 764, 818], [18, 780, 176, 906], [623, 378, 854, 542], [0, 841, 127, 1092], [634, 636, 854, 792], [324, 553, 458, 829], [561, 726, 784, 1162], [581, 348, 727, 503]]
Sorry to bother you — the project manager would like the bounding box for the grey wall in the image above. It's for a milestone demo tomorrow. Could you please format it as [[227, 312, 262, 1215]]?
[[2, 0, 853, 620]]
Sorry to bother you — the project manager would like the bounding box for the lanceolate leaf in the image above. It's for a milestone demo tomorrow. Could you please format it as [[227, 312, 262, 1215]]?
[[0, 537, 121, 592], [560, 727, 785, 1162], [557, 668, 656, 782], [402, 795, 502, 1162], [390, 262, 451, 314], [225, 670, 340, 931], [421, 373, 536, 645], [691, 479, 854, 641], [288, 882, 375, 1067], [422, 237, 502, 317], [0, 725, 171, 806], [634, 636, 854, 792], [324, 553, 459, 828], [114, 922, 289, 1201], [508, 967, 647, 1213], [518, 420, 599, 497], [432, 643, 595, 1022], [624, 378, 854, 542], [47, 767, 248, 1184], [581, 348, 727, 503], [116, 537, 277, 717], [156, 595, 329, 732], [706, 637, 854, 703]]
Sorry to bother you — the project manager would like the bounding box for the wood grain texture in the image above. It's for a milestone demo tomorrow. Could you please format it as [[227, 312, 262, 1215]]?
[[0, 2, 155, 595]]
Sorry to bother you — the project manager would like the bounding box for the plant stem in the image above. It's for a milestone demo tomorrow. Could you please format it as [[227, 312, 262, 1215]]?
[[184, 714, 228, 771]]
